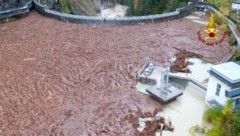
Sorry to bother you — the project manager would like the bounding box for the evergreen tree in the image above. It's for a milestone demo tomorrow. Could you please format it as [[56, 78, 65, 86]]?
[[190, 100, 240, 136], [126, 0, 188, 16], [126, 0, 135, 16], [233, 110, 240, 136]]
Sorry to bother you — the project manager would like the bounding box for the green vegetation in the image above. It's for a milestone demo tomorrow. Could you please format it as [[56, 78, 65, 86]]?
[[228, 34, 236, 46], [205, 0, 232, 30], [189, 100, 240, 136], [116, 0, 129, 5], [206, 0, 232, 16], [126, 0, 188, 16], [59, 0, 74, 14], [233, 49, 240, 61], [205, 0, 240, 48], [206, 0, 240, 32], [42, 0, 188, 16], [0, 17, 16, 23], [201, 60, 209, 64]]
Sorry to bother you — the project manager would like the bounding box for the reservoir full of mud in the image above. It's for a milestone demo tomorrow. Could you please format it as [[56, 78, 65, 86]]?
[[0, 12, 231, 135]]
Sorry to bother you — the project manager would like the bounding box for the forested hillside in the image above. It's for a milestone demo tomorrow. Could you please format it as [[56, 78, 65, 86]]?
[[38, 0, 189, 16], [0, 0, 188, 16], [126, 0, 188, 16]]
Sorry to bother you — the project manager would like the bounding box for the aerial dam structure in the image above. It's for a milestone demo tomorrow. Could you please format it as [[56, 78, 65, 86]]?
[[0, 0, 240, 48], [0, 1, 230, 27], [0, 0, 239, 46]]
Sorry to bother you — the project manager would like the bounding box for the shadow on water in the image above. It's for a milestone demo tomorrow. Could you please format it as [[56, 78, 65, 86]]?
[[169, 77, 188, 90]]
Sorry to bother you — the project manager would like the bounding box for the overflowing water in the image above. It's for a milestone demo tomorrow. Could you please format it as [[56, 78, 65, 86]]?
[[100, 4, 128, 17], [136, 58, 211, 135], [136, 81, 209, 136], [161, 82, 209, 136]]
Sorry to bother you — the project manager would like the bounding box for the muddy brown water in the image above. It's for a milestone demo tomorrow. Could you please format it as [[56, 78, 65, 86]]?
[[0, 12, 231, 135]]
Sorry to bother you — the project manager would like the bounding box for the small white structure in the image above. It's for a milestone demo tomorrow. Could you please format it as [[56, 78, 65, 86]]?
[[206, 62, 240, 110], [232, 0, 240, 11]]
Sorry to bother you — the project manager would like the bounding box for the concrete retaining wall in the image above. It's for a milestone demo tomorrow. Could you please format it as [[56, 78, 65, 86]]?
[[0, 0, 195, 25], [33, 0, 195, 26], [0, 0, 32, 19], [3, 0, 240, 48]]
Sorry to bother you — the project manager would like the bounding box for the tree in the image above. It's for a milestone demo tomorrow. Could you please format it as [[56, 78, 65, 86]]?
[[233, 50, 240, 61], [59, 0, 74, 14], [126, 0, 188, 16], [134, 0, 139, 9], [203, 106, 222, 123], [233, 110, 240, 136], [126, 0, 135, 16], [190, 100, 240, 136]]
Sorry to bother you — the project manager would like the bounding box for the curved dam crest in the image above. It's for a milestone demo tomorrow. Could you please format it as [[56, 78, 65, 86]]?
[[0, 0, 195, 25]]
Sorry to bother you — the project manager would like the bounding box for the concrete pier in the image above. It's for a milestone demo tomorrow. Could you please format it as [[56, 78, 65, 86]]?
[[147, 85, 183, 104], [138, 62, 183, 104]]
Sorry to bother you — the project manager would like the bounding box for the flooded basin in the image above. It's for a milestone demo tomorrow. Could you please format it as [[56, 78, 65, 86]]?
[[161, 82, 209, 136], [136, 79, 209, 136], [0, 12, 229, 135]]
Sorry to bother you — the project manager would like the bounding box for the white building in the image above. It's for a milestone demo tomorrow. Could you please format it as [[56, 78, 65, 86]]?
[[232, 0, 240, 11], [206, 62, 240, 110]]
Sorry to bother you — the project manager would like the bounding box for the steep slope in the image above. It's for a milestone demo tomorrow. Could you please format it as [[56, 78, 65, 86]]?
[[71, 0, 101, 16], [38, 0, 101, 16]]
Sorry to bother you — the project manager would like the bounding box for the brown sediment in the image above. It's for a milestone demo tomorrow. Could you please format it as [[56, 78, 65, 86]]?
[[170, 48, 203, 73], [132, 109, 174, 136], [0, 11, 231, 135]]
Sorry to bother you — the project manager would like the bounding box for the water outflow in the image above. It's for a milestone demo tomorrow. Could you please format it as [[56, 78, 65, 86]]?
[[99, 3, 128, 17]]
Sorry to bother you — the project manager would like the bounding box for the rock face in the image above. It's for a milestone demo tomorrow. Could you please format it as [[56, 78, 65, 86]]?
[[70, 0, 101, 16], [0, 0, 128, 16], [38, 0, 101, 15], [40, 0, 125, 16], [0, 0, 30, 10], [68, 0, 129, 16]]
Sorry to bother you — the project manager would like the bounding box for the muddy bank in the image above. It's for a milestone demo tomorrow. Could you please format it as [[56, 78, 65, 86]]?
[[170, 48, 203, 73], [0, 12, 231, 135]]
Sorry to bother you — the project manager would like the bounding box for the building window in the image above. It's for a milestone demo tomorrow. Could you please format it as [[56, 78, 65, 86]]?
[[215, 84, 221, 96]]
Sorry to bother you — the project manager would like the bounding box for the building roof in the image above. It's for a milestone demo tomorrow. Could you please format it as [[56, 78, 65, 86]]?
[[232, 3, 240, 10], [210, 62, 240, 85], [233, 0, 240, 4]]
